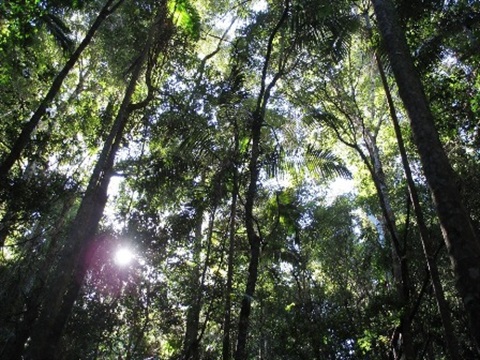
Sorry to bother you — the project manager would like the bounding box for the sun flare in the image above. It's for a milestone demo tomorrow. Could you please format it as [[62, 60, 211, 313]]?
[[114, 247, 134, 266]]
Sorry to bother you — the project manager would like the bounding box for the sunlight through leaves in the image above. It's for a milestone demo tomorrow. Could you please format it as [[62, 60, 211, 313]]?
[[114, 247, 134, 266]]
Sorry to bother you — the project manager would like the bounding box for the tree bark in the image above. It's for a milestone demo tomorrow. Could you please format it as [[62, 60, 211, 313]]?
[[372, 0, 480, 351], [19, 11, 161, 357], [320, 76, 414, 358], [234, 3, 290, 358], [0, 194, 75, 360], [376, 53, 460, 359], [182, 212, 204, 360], [222, 122, 239, 360], [359, 129, 414, 360], [234, 112, 262, 360], [0, 0, 124, 182]]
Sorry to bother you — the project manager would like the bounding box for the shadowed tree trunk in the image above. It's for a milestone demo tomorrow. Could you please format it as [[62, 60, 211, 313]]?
[[234, 108, 262, 360], [0, 193, 76, 360], [376, 53, 460, 359], [320, 98, 414, 358], [222, 120, 239, 360], [182, 211, 204, 360], [0, 0, 124, 182], [372, 0, 480, 351], [362, 130, 414, 360], [183, 191, 218, 360], [15, 8, 172, 358], [234, 3, 290, 359], [24, 55, 145, 360], [0, 207, 16, 247]]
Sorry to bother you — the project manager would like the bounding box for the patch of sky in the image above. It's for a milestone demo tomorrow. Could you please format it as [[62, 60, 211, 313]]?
[[214, 0, 268, 37], [325, 177, 355, 205]]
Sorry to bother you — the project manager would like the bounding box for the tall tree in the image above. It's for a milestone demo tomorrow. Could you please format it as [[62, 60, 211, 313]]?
[[9, 5, 174, 359], [234, 2, 291, 358], [375, 51, 460, 358], [0, 0, 124, 182], [308, 61, 415, 358], [222, 118, 240, 360], [372, 0, 480, 351]]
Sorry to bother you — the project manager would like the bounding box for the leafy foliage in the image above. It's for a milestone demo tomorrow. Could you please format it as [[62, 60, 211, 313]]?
[[0, 0, 479, 358]]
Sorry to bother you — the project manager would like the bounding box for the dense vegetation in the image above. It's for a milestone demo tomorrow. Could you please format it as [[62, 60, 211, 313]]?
[[1, 0, 480, 359]]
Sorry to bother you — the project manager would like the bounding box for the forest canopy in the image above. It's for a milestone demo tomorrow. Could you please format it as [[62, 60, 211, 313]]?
[[1, 0, 480, 359]]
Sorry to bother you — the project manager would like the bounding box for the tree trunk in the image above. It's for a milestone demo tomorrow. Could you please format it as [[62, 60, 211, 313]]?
[[376, 53, 460, 359], [19, 15, 159, 357], [234, 113, 262, 360], [360, 129, 414, 360], [372, 0, 480, 351], [182, 200, 217, 360], [222, 123, 239, 360], [0, 194, 75, 360], [322, 83, 414, 358], [234, 3, 290, 357], [0, 0, 124, 182], [182, 212, 204, 360], [0, 207, 16, 247]]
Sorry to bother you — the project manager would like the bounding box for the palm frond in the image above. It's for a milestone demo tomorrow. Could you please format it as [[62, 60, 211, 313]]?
[[290, 0, 360, 62], [178, 127, 215, 163], [305, 145, 352, 179]]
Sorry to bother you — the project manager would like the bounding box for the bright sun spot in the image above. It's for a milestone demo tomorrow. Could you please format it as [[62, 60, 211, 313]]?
[[114, 247, 134, 266]]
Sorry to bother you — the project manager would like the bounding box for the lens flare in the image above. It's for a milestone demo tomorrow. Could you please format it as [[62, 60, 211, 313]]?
[[114, 247, 134, 266]]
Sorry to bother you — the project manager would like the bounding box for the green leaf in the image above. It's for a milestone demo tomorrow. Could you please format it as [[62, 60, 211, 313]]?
[[285, 302, 296, 312], [168, 0, 201, 40]]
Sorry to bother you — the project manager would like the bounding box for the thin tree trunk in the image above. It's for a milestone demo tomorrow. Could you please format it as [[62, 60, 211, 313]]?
[[125, 282, 151, 360], [0, 0, 124, 182], [234, 3, 290, 358], [361, 130, 414, 360], [183, 204, 217, 360], [325, 104, 414, 358], [234, 111, 262, 359], [372, 0, 480, 350], [322, 94, 414, 357], [222, 122, 239, 360], [376, 53, 460, 359], [0, 208, 16, 247], [183, 212, 204, 360]]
